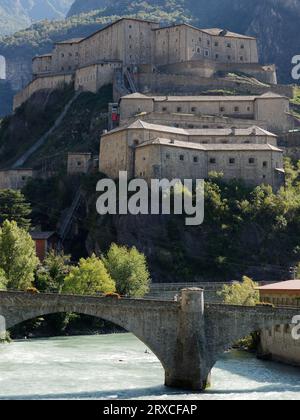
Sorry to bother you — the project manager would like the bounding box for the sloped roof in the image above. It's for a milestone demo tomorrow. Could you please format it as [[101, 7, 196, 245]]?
[[136, 137, 282, 152], [258, 280, 300, 291], [103, 120, 277, 137], [153, 23, 255, 40]]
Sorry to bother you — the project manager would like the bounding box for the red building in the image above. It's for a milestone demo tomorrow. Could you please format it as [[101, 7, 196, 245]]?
[[30, 231, 57, 261]]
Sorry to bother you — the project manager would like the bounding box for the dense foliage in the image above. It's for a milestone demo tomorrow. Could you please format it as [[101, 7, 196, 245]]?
[[218, 276, 259, 306], [103, 244, 151, 297], [64, 254, 115, 295], [0, 189, 31, 230], [0, 220, 39, 290]]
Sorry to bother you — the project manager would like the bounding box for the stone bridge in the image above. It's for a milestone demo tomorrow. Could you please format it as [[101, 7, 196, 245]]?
[[0, 289, 299, 391]]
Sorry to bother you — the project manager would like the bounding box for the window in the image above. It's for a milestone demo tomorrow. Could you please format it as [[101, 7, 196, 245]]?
[[207, 40, 210, 46], [191, 107, 197, 112], [229, 158, 235, 165], [227, 42, 231, 48], [214, 42, 219, 47], [247, 106, 251, 111], [241, 44, 245, 49], [215, 54, 219, 59], [199, 37, 202, 42], [177, 107, 182, 113], [248, 158, 255, 165], [210, 158, 216, 164], [193, 156, 199, 163], [263, 161, 268, 168], [234, 106, 239, 112], [162, 107, 167, 112], [129, 35, 132, 39], [134, 140, 139, 146], [202, 125, 209, 129], [61, 66, 64, 71], [240, 56, 244, 61], [179, 155, 184, 161], [220, 106, 225, 112], [77, 161, 82, 166], [188, 125, 194, 129], [228, 55, 231, 60], [205, 50, 209, 56], [129, 25, 132, 29], [166, 154, 170, 159], [61, 53, 65, 58], [197, 48, 201, 53]]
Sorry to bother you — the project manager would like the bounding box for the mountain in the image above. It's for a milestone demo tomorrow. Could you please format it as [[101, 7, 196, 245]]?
[[0, 0, 74, 35], [0, 0, 299, 116]]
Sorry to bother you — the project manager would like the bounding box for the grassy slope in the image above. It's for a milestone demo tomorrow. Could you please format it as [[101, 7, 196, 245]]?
[[0, 84, 112, 169]]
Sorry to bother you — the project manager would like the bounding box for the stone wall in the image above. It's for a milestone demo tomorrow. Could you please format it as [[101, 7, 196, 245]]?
[[13, 73, 73, 110], [135, 142, 284, 190], [135, 72, 293, 98], [0, 169, 34, 190], [75, 62, 122, 93]]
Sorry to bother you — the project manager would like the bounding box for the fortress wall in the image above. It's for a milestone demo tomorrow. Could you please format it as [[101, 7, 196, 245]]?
[[135, 72, 293, 98], [135, 144, 282, 189], [13, 73, 73, 110], [0, 169, 34, 190], [75, 62, 122, 93], [122, 112, 268, 131]]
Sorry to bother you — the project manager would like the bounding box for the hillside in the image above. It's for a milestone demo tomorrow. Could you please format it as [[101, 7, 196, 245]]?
[[0, 0, 73, 36]]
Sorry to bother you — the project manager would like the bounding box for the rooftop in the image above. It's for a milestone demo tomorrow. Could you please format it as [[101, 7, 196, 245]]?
[[104, 120, 277, 137], [55, 38, 84, 45], [153, 23, 256, 40], [136, 138, 282, 152], [121, 92, 286, 102], [258, 280, 300, 291], [30, 231, 56, 240]]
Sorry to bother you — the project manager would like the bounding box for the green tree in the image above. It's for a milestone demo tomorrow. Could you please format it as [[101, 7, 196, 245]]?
[[63, 254, 115, 295], [103, 244, 150, 297], [0, 220, 39, 290], [36, 250, 71, 293], [0, 268, 8, 290], [0, 189, 31, 230], [218, 276, 259, 306]]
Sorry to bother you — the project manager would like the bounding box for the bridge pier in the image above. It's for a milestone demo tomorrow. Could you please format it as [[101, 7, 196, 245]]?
[[165, 288, 212, 391]]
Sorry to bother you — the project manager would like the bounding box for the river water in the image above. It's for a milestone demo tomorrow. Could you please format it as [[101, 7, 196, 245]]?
[[0, 333, 300, 400]]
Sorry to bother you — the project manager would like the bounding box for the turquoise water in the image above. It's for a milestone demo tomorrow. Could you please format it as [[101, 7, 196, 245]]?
[[0, 333, 300, 400]]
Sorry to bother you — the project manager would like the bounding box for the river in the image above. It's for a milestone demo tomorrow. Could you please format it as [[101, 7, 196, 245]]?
[[0, 333, 300, 400]]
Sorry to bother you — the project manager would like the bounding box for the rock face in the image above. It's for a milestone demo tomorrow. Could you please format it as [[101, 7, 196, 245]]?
[[0, 0, 73, 36]]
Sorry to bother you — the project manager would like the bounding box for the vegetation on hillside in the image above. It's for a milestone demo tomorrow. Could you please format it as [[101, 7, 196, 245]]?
[[0, 84, 112, 169]]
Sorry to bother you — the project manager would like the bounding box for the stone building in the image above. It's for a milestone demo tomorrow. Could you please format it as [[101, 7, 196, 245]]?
[[153, 24, 258, 66], [258, 280, 300, 367], [0, 169, 34, 190], [99, 119, 284, 189], [135, 139, 284, 189], [119, 92, 293, 134], [67, 152, 92, 174], [14, 18, 279, 110]]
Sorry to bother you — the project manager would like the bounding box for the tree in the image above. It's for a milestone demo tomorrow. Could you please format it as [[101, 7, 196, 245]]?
[[0, 189, 32, 230], [0, 220, 39, 290], [63, 254, 115, 295], [0, 268, 7, 290], [218, 276, 259, 306], [103, 244, 150, 297], [35, 250, 71, 293]]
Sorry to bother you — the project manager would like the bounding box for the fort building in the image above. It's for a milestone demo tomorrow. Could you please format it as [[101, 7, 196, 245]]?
[[258, 280, 300, 367], [0, 169, 34, 190], [119, 92, 293, 134], [67, 152, 92, 175], [14, 18, 281, 110], [99, 119, 284, 189]]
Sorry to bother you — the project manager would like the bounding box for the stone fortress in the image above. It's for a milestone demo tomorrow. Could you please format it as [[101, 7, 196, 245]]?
[[9, 18, 300, 191], [13, 18, 288, 109]]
